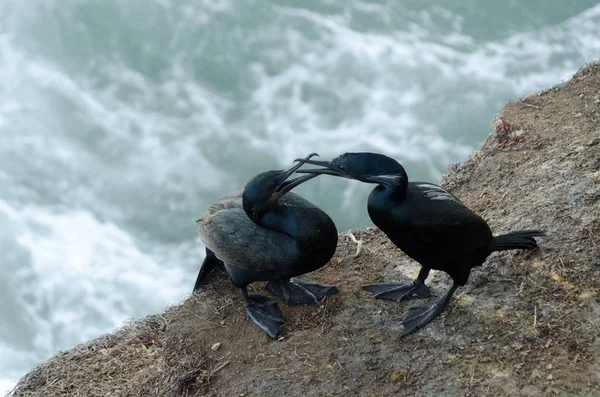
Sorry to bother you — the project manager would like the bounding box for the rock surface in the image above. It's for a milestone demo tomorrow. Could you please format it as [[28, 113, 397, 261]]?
[[10, 63, 600, 397]]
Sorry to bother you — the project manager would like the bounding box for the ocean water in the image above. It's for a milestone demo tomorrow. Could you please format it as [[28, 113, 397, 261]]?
[[0, 0, 599, 392]]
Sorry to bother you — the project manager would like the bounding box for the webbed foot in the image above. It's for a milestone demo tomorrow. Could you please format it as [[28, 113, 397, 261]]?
[[399, 300, 446, 336], [241, 291, 284, 339], [363, 281, 432, 301], [266, 279, 339, 305], [399, 283, 458, 337]]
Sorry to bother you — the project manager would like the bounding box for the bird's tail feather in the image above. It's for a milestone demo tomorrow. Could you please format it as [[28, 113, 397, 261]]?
[[491, 230, 546, 252], [192, 248, 223, 293]]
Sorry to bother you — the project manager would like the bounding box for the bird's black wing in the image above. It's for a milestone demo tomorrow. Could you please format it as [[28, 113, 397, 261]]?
[[278, 192, 319, 209], [406, 182, 492, 254]]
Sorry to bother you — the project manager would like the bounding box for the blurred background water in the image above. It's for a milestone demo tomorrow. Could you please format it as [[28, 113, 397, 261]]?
[[1, 0, 599, 392]]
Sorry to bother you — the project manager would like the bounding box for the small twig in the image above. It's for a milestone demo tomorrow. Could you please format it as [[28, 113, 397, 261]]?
[[527, 276, 546, 289], [533, 304, 537, 328], [507, 252, 515, 267], [158, 313, 169, 332], [217, 300, 235, 312], [441, 313, 447, 335], [191, 313, 225, 328], [521, 102, 541, 110], [587, 296, 600, 318], [588, 228, 598, 251], [320, 299, 329, 335], [210, 361, 229, 376], [343, 232, 363, 260], [216, 352, 232, 362]]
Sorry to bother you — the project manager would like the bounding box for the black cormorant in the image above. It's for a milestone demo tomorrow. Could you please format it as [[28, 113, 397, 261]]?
[[193, 153, 339, 338], [297, 152, 545, 336]]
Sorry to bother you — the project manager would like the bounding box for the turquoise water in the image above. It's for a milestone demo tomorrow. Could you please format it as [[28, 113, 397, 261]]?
[[1, 0, 599, 391]]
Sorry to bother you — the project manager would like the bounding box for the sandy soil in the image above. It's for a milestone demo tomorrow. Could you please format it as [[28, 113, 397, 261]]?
[[10, 62, 600, 397]]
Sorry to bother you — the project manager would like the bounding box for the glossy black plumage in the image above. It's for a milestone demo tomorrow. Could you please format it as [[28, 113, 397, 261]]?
[[298, 152, 545, 336], [194, 154, 339, 338]]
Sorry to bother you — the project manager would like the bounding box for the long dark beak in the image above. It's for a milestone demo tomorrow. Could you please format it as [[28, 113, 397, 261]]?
[[275, 174, 319, 196], [292, 157, 346, 177], [273, 153, 320, 197], [295, 168, 344, 177]]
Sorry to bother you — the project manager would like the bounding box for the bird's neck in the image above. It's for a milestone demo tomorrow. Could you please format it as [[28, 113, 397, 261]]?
[[255, 206, 306, 238], [367, 177, 408, 232], [257, 205, 337, 270], [372, 167, 408, 202]]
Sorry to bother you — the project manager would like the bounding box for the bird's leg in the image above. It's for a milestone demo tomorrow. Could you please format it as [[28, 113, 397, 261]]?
[[399, 283, 459, 337], [363, 267, 433, 301], [266, 278, 339, 306], [240, 287, 285, 339], [192, 249, 223, 293]]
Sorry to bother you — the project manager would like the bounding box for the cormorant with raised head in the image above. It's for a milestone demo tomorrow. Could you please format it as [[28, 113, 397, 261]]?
[[193, 153, 339, 338], [297, 152, 545, 336]]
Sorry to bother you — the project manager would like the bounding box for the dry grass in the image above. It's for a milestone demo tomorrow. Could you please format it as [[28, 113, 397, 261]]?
[[10, 62, 600, 397]]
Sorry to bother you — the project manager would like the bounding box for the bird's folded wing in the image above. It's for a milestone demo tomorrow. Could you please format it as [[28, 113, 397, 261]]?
[[197, 207, 289, 270], [219, 189, 243, 201], [415, 216, 491, 253]]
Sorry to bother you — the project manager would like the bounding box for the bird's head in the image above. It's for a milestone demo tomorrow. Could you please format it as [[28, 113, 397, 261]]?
[[242, 153, 319, 221], [295, 152, 406, 187]]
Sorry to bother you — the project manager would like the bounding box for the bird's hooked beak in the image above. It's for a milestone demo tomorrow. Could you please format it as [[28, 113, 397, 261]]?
[[293, 157, 348, 178], [294, 154, 404, 187], [271, 152, 320, 199]]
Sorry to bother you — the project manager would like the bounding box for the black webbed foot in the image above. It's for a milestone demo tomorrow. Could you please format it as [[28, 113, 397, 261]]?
[[363, 281, 432, 301], [241, 290, 284, 339], [266, 279, 339, 305], [399, 283, 458, 337], [399, 300, 446, 336]]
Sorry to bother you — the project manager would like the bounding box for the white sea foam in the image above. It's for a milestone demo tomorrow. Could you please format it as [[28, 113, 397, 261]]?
[[243, 3, 600, 176], [0, 379, 16, 397], [0, 199, 188, 383]]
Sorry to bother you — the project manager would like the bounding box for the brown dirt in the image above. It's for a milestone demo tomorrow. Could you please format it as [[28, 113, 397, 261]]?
[[9, 62, 600, 397]]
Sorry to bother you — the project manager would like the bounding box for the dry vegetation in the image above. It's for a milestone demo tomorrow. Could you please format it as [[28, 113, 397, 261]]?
[[10, 62, 600, 397]]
